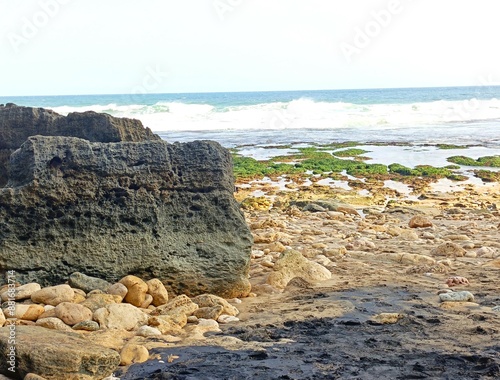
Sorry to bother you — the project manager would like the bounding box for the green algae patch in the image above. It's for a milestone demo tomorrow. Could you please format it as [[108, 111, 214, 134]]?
[[474, 170, 500, 182], [388, 163, 466, 181], [447, 155, 500, 167], [436, 144, 469, 150], [332, 148, 371, 158], [232, 155, 302, 180]]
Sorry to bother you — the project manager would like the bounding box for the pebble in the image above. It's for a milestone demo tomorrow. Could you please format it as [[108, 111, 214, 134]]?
[[55, 302, 93, 326], [94, 303, 149, 331], [439, 291, 474, 302], [72, 320, 100, 331], [31, 285, 75, 306], [445, 276, 469, 287], [35, 317, 73, 332], [146, 279, 169, 307], [217, 315, 240, 324], [1, 283, 41, 301], [192, 294, 239, 316], [119, 275, 149, 307], [267, 249, 331, 289], [492, 306, 500, 313], [68, 272, 111, 293], [9, 304, 45, 321], [408, 215, 433, 228], [120, 344, 149, 366], [107, 283, 128, 298], [136, 325, 162, 337], [430, 242, 466, 257], [157, 294, 199, 316], [371, 313, 404, 324]]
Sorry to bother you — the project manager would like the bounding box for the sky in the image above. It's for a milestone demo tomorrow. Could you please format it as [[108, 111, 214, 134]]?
[[0, 0, 499, 96]]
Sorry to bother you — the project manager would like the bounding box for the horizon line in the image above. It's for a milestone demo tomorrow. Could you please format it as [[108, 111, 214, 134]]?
[[1, 84, 500, 98]]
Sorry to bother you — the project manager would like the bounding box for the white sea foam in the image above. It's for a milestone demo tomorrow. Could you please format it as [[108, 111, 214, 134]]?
[[46, 97, 500, 134]]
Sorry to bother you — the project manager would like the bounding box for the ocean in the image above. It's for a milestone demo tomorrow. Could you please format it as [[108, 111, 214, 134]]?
[[2, 86, 500, 149]]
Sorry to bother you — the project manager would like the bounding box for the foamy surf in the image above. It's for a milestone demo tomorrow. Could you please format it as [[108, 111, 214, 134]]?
[[46, 97, 500, 134]]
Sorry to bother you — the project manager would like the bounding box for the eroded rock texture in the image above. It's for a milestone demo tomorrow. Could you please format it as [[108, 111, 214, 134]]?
[[0, 103, 159, 186], [0, 112, 252, 298]]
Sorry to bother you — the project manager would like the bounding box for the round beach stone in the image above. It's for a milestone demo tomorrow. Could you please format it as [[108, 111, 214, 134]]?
[[55, 302, 93, 326], [0, 283, 41, 302], [73, 320, 100, 331], [11, 304, 45, 321], [107, 283, 128, 298], [79, 293, 123, 312], [69, 272, 111, 293], [146, 278, 169, 306], [192, 294, 239, 316], [372, 313, 404, 324], [31, 284, 75, 306], [439, 291, 474, 302], [35, 317, 73, 332], [266, 249, 331, 289], [0, 309, 5, 327], [409, 215, 433, 228], [136, 325, 162, 337], [430, 242, 466, 257], [94, 303, 149, 331], [120, 344, 149, 366], [217, 314, 240, 324], [119, 275, 148, 307], [157, 294, 199, 316], [193, 305, 224, 320]]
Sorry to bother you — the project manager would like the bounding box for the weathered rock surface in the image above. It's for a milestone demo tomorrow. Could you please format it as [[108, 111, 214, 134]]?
[[267, 249, 332, 289], [0, 326, 120, 379], [68, 273, 111, 293], [93, 304, 148, 331], [0, 134, 252, 297], [0, 104, 159, 187]]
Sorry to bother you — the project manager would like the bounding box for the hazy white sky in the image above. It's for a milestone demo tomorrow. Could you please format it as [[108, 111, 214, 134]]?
[[1, 0, 499, 96]]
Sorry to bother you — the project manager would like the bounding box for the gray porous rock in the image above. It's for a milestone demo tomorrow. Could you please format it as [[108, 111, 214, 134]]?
[[0, 110, 252, 298], [0, 103, 159, 187]]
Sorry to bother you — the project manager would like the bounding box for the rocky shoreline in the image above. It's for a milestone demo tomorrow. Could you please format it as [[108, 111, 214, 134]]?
[[2, 178, 498, 379], [1, 105, 499, 379], [0, 274, 244, 379], [119, 177, 500, 379]]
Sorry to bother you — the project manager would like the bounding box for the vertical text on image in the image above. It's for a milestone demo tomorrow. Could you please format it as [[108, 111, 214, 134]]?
[[5, 270, 17, 373]]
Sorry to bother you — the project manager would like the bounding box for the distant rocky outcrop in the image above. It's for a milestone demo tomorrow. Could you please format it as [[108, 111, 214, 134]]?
[[0, 103, 159, 186], [0, 105, 252, 298]]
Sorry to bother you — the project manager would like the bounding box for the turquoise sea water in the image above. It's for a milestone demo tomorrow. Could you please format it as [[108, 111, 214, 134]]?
[[2, 86, 500, 148]]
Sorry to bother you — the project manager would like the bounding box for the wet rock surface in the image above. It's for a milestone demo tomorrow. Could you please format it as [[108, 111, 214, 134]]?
[[120, 287, 500, 380]]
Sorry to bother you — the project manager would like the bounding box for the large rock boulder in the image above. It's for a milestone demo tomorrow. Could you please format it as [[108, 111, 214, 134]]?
[[0, 103, 159, 186], [0, 135, 252, 297], [0, 326, 120, 379]]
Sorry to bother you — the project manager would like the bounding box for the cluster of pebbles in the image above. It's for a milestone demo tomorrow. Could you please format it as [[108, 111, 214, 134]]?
[[0, 273, 242, 379]]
